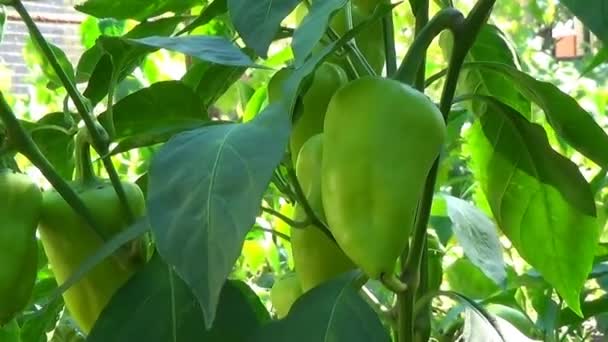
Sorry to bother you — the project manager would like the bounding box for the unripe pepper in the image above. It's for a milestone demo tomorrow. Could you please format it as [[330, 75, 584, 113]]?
[[268, 63, 347, 165], [291, 134, 354, 292], [0, 162, 41, 325], [322, 76, 446, 279], [38, 131, 146, 333]]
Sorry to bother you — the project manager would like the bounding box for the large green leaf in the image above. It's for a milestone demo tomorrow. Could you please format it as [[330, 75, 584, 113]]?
[[250, 272, 390, 342], [560, 0, 608, 46], [228, 0, 301, 57], [88, 253, 269, 341], [470, 62, 608, 169], [75, 0, 200, 21], [466, 96, 599, 315], [145, 14, 388, 328]]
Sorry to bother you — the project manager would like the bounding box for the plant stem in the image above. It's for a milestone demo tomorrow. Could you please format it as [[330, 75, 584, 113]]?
[[397, 0, 430, 339], [286, 166, 335, 242], [74, 130, 98, 185], [254, 226, 291, 242], [11, 0, 134, 224], [396, 1, 496, 341], [383, 11, 397, 76], [261, 206, 310, 229], [393, 8, 465, 85]]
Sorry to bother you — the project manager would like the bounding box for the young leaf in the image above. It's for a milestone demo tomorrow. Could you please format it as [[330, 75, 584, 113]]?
[[250, 272, 390, 342], [466, 96, 599, 315], [87, 253, 269, 341], [443, 195, 506, 287], [228, 0, 301, 57]]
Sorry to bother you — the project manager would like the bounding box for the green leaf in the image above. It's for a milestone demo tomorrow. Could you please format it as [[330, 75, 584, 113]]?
[[88, 253, 269, 341], [228, 0, 301, 57], [146, 14, 386, 329], [75, 0, 200, 21], [177, 0, 228, 35], [292, 0, 347, 67], [466, 96, 599, 315], [0, 320, 21, 342], [581, 47, 608, 76], [471, 62, 608, 169], [443, 195, 506, 287], [29, 113, 75, 180], [251, 272, 390, 342], [182, 61, 247, 110], [560, 0, 608, 46], [128, 35, 260, 67], [97, 81, 209, 152], [454, 24, 531, 117], [78, 16, 183, 99], [147, 101, 292, 329], [445, 258, 501, 299], [24, 38, 75, 90]]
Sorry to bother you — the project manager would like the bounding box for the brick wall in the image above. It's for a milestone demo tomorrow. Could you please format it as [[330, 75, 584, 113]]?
[[1, 0, 85, 95]]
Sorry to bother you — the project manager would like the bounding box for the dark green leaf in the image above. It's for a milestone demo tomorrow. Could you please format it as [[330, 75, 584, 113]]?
[[99, 81, 208, 146], [228, 0, 301, 57], [182, 61, 247, 109], [250, 272, 390, 342], [292, 0, 347, 66], [88, 253, 269, 341], [146, 11, 390, 328], [472, 62, 608, 169], [443, 195, 506, 287], [75, 0, 200, 21], [466, 96, 599, 315], [128, 35, 259, 67], [560, 0, 608, 46]]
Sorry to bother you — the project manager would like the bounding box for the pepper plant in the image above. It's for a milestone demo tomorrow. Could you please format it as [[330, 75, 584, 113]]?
[[0, 0, 607, 341]]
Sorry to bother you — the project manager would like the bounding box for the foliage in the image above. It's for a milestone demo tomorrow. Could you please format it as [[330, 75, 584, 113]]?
[[0, 0, 607, 341]]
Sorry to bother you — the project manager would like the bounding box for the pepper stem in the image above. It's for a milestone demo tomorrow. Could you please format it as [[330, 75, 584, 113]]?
[[74, 128, 98, 185]]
